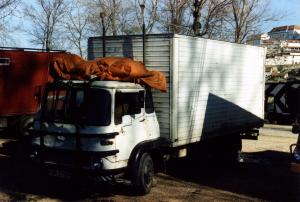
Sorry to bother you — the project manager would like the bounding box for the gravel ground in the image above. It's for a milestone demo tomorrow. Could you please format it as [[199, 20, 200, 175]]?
[[0, 125, 299, 202]]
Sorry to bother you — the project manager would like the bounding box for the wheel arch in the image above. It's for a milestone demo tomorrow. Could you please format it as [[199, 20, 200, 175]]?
[[128, 137, 170, 174]]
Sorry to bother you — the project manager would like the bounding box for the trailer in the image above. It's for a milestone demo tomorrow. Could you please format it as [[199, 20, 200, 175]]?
[[30, 34, 266, 194], [0, 48, 64, 135]]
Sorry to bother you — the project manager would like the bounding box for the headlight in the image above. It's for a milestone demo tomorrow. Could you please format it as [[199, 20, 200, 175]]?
[[31, 135, 57, 146], [32, 134, 75, 149], [44, 135, 57, 146], [32, 136, 41, 145]]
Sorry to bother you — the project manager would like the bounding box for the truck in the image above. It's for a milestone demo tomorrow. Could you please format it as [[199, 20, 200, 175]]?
[[30, 34, 266, 194], [0, 47, 64, 135]]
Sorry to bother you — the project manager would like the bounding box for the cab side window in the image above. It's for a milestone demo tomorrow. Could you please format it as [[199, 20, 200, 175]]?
[[115, 91, 144, 124], [145, 88, 154, 113]]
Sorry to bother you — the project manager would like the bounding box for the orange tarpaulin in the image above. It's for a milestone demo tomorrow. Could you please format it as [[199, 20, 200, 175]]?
[[50, 53, 167, 92]]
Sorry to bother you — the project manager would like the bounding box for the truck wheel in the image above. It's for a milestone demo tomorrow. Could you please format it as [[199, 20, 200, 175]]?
[[132, 153, 154, 195], [215, 136, 241, 165]]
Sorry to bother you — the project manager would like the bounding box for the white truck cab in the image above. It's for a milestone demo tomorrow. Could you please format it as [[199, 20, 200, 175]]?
[[31, 80, 166, 194]]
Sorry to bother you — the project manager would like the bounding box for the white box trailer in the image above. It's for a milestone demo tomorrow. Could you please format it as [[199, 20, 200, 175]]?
[[88, 34, 266, 147]]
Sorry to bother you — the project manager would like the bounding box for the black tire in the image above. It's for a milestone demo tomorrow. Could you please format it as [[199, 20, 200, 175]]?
[[213, 135, 241, 165], [132, 153, 154, 195]]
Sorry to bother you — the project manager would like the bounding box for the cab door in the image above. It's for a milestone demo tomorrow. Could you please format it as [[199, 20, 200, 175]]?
[[114, 90, 147, 162], [144, 88, 160, 138]]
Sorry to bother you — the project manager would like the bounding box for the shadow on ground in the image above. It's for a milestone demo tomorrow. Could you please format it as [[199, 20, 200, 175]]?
[[0, 135, 135, 201], [166, 150, 300, 202], [0, 134, 299, 201]]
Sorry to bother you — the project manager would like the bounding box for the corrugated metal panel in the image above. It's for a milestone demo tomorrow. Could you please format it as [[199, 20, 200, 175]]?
[[174, 35, 265, 146], [88, 34, 172, 139]]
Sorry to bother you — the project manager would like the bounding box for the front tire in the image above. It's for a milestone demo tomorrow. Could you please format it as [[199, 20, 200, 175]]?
[[132, 153, 154, 195]]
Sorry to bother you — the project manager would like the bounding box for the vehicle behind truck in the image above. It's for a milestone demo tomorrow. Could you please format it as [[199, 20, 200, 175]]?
[[30, 34, 266, 195], [0, 48, 64, 135]]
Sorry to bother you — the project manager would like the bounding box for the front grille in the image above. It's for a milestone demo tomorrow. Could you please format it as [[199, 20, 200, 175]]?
[[39, 148, 102, 170]]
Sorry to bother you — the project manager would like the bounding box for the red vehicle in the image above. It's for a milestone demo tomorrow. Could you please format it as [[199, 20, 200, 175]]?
[[0, 47, 64, 135]]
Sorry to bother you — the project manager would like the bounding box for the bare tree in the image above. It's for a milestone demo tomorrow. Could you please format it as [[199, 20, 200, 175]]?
[[84, 0, 124, 36], [228, 0, 279, 43], [131, 0, 160, 33], [103, 0, 118, 35], [157, 0, 230, 37], [84, 0, 149, 36], [64, 0, 89, 57], [24, 0, 68, 50], [192, 0, 230, 37], [0, 0, 13, 8], [0, 0, 20, 45], [0, 0, 19, 19], [158, 0, 191, 34], [117, 2, 138, 34]]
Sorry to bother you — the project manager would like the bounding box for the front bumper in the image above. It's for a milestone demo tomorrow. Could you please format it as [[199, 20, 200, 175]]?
[[30, 145, 119, 170], [30, 129, 121, 175], [30, 145, 123, 175]]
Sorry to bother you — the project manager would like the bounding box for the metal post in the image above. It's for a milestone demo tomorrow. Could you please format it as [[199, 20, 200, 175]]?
[[193, 0, 200, 36], [140, 3, 145, 63], [100, 12, 106, 57]]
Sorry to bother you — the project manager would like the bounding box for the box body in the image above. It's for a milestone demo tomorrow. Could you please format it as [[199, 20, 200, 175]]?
[[88, 34, 265, 147]]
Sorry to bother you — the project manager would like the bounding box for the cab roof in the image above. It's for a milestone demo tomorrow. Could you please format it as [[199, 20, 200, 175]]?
[[91, 81, 144, 89], [59, 80, 144, 90]]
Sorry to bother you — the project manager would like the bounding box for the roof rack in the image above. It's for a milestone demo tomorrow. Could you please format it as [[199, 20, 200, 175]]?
[[0, 46, 65, 52]]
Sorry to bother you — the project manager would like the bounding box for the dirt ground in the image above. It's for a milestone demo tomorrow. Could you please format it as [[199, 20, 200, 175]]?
[[0, 124, 299, 202]]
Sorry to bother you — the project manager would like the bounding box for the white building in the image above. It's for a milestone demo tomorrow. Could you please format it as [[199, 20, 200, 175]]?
[[281, 40, 300, 53], [268, 25, 300, 40], [265, 54, 300, 66], [246, 33, 270, 46], [247, 25, 300, 67]]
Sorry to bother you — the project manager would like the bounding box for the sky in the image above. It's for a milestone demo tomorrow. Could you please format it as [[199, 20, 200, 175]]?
[[267, 0, 300, 31], [6, 0, 300, 50]]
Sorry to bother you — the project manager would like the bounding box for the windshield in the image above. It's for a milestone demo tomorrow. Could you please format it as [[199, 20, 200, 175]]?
[[42, 85, 111, 126]]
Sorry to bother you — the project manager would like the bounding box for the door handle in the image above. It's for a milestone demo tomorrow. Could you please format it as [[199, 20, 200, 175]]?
[[139, 119, 145, 122]]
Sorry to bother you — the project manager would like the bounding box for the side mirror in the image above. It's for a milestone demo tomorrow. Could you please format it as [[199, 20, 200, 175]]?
[[122, 115, 132, 126]]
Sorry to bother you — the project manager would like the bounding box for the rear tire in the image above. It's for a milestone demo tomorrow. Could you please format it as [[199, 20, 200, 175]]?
[[131, 153, 154, 195], [213, 135, 241, 165]]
